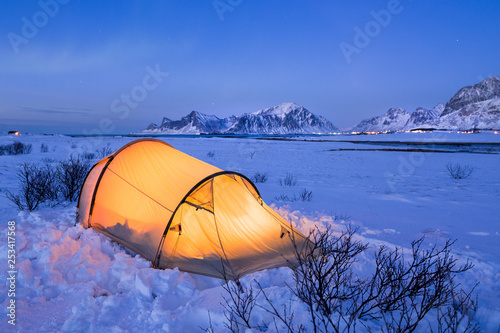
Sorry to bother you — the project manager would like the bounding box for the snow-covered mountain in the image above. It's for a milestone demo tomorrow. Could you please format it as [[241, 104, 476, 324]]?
[[352, 107, 411, 133], [136, 103, 338, 134], [442, 76, 500, 116], [404, 104, 444, 130], [228, 103, 338, 134], [140, 111, 236, 134], [438, 76, 500, 130], [352, 75, 500, 132], [439, 98, 500, 130]]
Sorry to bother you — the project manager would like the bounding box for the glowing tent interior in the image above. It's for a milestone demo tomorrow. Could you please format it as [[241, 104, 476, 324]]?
[[77, 139, 309, 280]]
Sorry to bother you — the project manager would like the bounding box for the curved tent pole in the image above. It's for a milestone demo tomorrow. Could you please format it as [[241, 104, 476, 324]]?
[[76, 139, 264, 276], [75, 160, 105, 226], [78, 139, 174, 227], [211, 177, 238, 280], [153, 170, 261, 269], [76, 160, 104, 210], [87, 156, 115, 227]]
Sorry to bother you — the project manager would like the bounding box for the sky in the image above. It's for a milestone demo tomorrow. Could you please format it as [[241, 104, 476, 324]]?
[[0, 0, 499, 134]]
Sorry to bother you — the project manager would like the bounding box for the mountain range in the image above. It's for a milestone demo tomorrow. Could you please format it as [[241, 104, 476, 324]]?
[[138, 102, 338, 135], [136, 76, 500, 134], [353, 75, 500, 132]]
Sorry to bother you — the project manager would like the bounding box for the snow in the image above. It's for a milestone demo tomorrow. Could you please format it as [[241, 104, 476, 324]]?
[[252, 102, 301, 117], [352, 107, 411, 132], [439, 98, 500, 130], [443, 75, 500, 116], [1, 132, 499, 332], [403, 105, 443, 130], [228, 104, 338, 134]]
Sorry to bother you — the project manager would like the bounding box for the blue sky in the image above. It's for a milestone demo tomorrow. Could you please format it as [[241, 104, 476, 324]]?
[[0, 0, 499, 134]]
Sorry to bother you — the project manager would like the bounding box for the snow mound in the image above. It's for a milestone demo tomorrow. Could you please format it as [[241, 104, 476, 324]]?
[[1, 205, 498, 332]]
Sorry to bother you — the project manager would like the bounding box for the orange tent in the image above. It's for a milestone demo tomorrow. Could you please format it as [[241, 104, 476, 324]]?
[[77, 139, 308, 280]]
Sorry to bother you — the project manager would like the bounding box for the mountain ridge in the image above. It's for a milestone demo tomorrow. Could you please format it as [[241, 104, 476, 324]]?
[[353, 75, 500, 132], [137, 103, 338, 135], [442, 76, 500, 116], [137, 76, 500, 135]]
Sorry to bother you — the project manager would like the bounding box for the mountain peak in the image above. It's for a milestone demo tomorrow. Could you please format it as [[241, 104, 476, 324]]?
[[386, 107, 409, 116], [253, 102, 303, 117], [442, 75, 500, 116], [352, 107, 410, 132], [433, 103, 445, 114], [352, 75, 500, 133], [136, 103, 338, 134], [186, 110, 212, 119], [231, 103, 336, 134]]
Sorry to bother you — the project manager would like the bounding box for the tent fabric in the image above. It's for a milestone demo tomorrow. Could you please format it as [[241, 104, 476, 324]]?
[[77, 139, 309, 280]]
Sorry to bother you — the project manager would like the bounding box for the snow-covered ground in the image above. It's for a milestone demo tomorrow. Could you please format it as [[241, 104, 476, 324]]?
[[0, 132, 499, 332]]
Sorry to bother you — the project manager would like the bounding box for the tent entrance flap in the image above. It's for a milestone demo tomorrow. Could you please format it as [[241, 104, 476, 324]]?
[[184, 178, 215, 213], [77, 139, 310, 280]]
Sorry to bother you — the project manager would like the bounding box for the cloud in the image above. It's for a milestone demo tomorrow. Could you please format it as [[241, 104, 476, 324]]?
[[19, 106, 94, 115]]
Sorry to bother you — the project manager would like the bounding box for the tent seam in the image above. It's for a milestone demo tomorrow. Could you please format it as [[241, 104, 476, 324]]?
[[107, 168, 174, 213], [211, 177, 237, 280]]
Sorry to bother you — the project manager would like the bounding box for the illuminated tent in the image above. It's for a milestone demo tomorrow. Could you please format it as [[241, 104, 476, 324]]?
[[77, 139, 308, 279]]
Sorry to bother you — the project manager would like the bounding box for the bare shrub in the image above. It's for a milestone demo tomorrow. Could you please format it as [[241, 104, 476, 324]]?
[[222, 279, 303, 333], [40, 143, 49, 153], [298, 188, 312, 201], [432, 286, 481, 333], [13, 141, 31, 154], [10, 142, 21, 154], [80, 152, 96, 160], [96, 144, 114, 158], [6, 156, 92, 210], [221, 225, 478, 332], [222, 281, 260, 332], [274, 189, 312, 203], [0, 142, 32, 156], [446, 163, 475, 179], [57, 156, 91, 201], [251, 172, 268, 183], [6, 162, 58, 211], [279, 172, 298, 187], [24, 143, 33, 154], [274, 193, 296, 202], [199, 311, 216, 333], [289, 225, 368, 332], [355, 239, 474, 332], [254, 282, 305, 333]]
